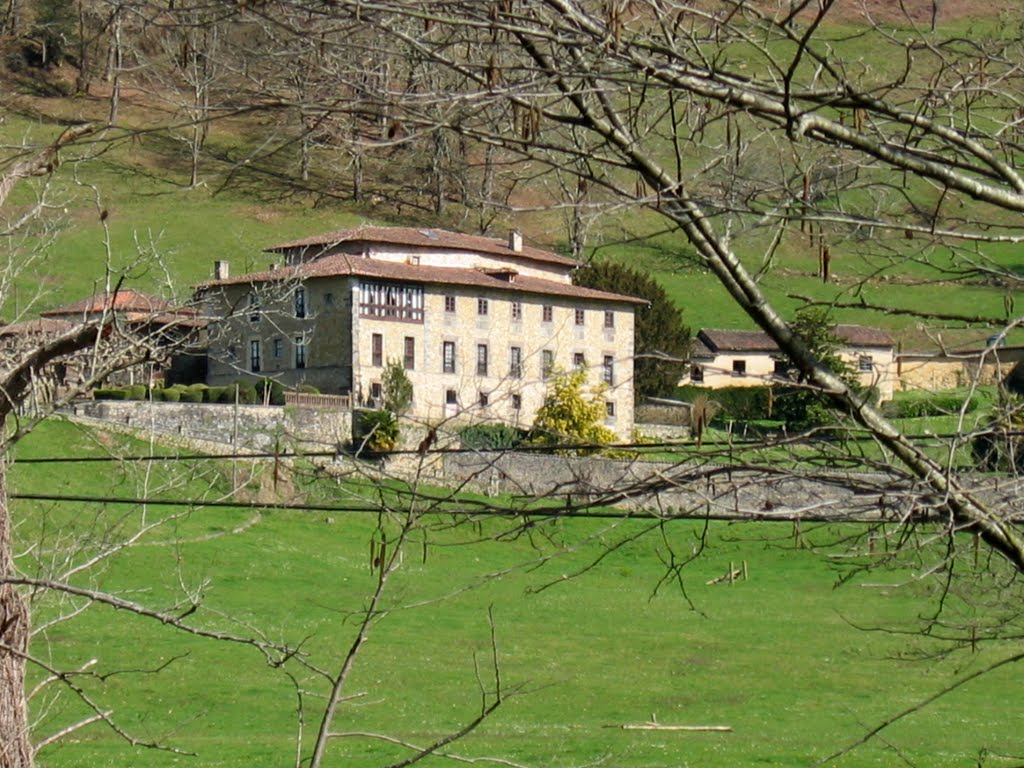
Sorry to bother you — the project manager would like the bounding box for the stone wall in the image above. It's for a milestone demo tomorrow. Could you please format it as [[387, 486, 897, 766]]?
[[435, 450, 1022, 522], [71, 400, 353, 452]]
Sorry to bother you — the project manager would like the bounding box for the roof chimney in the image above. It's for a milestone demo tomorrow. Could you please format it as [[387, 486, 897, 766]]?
[[213, 260, 229, 280], [509, 230, 523, 253]]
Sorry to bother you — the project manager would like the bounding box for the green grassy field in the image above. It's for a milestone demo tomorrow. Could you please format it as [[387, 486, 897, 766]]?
[[9, 420, 1024, 767]]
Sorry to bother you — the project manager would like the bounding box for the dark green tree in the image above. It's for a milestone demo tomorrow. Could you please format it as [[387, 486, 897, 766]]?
[[773, 309, 857, 430], [381, 359, 413, 415], [573, 261, 690, 400], [33, 0, 76, 67]]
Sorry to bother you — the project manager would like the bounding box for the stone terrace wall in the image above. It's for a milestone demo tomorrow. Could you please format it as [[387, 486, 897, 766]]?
[[71, 400, 352, 452], [436, 451, 1023, 522]]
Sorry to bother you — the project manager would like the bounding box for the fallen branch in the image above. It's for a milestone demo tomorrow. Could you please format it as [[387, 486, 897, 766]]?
[[604, 715, 732, 732]]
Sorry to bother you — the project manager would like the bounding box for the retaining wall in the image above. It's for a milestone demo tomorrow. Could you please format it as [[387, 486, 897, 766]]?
[[71, 400, 353, 452]]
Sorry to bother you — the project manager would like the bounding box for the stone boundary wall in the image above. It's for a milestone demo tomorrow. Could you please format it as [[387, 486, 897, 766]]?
[[70, 400, 352, 452], [434, 451, 1023, 522], [68, 401, 1021, 522]]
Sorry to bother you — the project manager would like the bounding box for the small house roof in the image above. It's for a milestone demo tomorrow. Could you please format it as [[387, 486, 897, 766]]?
[[41, 290, 201, 325], [698, 325, 893, 354]]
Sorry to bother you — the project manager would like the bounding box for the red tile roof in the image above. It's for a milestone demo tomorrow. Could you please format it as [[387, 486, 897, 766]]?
[[699, 325, 893, 353], [265, 225, 579, 268], [42, 289, 173, 317], [41, 290, 199, 324], [197, 252, 646, 305]]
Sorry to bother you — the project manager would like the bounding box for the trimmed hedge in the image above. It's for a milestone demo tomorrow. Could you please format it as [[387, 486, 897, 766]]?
[[178, 385, 205, 403], [219, 381, 258, 404], [204, 386, 226, 403], [94, 388, 129, 400], [126, 384, 148, 401], [256, 377, 286, 405]]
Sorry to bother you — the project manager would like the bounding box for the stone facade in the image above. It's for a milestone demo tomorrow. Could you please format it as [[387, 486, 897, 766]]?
[[895, 347, 1024, 392], [197, 227, 642, 437]]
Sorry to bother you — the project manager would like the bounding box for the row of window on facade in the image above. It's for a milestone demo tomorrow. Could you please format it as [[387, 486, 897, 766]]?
[[371, 334, 616, 385], [246, 336, 306, 373], [249, 287, 311, 322], [245, 281, 618, 331], [366, 384, 617, 421], [689, 355, 874, 382]]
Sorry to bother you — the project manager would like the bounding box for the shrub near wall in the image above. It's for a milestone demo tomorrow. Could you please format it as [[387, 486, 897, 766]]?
[[676, 385, 773, 423], [883, 389, 985, 419]]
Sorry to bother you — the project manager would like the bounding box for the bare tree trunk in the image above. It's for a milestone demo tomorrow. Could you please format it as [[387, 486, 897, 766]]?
[[0, 449, 32, 768], [75, 0, 89, 95], [107, 10, 122, 127]]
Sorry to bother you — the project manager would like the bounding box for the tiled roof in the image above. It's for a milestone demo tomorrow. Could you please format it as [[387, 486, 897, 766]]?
[[264, 225, 579, 268], [690, 338, 713, 358], [698, 329, 780, 353], [197, 252, 646, 305], [699, 325, 893, 353], [834, 325, 894, 347], [41, 290, 200, 325], [41, 289, 175, 317]]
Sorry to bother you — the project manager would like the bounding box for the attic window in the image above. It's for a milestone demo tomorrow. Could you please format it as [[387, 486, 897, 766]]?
[[480, 268, 518, 282]]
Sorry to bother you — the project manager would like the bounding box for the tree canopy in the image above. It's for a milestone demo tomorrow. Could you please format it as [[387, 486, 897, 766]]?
[[573, 260, 691, 400]]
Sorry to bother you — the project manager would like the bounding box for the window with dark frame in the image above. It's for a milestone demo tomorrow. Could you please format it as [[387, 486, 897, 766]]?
[[573, 352, 586, 370], [372, 333, 383, 367], [294, 336, 306, 369], [273, 338, 283, 359], [477, 343, 489, 376], [443, 341, 456, 373], [510, 346, 523, 378], [248, 292, 260, 322], [604, 310, 614, 329], [602, 355, 614, 386], [542, 305, 553, 323], [732, 359, 747, 377], [294, 286, 306, 319], [445, 295, 456, 313], [250, 339, 261, 373], [605, 401, 616, 418], [370, 382, 382, 402], [859, 355, 874, 372], [479, 391, 489, 407], [477, 298, 489, 316], [511, 393, 521, 410], [404, 337, 415, 370], [511, 301, 523, 321], [575, 308, 585, 326]]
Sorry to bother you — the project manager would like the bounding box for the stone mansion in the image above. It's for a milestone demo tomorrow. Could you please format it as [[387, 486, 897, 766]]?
[[195, 226, 644, 436]]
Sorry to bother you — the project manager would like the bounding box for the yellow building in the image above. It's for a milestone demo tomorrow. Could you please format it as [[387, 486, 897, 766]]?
[[685, 326, 896, 401], [196, 226, 643, 436]]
